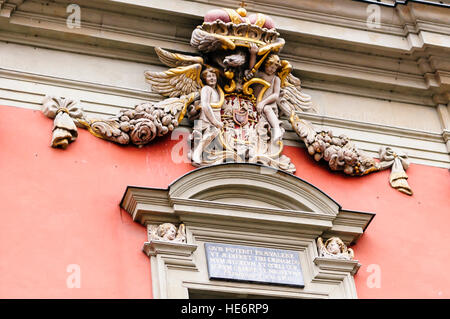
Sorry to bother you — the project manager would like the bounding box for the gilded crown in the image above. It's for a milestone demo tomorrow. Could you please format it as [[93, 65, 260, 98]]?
[[191, 7, 284, 54]]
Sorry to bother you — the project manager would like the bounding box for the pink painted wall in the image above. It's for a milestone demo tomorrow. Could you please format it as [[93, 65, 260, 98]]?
[[1, 106, 449, 298]]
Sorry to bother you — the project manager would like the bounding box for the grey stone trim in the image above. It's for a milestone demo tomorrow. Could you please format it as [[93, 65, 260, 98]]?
[[120, 163, 373, 298]]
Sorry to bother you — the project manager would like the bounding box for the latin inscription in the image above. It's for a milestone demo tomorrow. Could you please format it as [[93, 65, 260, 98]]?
[[205, 243, 304, 287]]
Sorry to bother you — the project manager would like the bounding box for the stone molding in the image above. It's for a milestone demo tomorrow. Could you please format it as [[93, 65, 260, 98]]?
[[0, 0, 22, 18], [143, 241, 198, 299], [1, 1, 449, 169], [120, 163, 374, 299], [1, 0, 449, 94], [121, 163, 374, 245], [1, 67, 448, 168]]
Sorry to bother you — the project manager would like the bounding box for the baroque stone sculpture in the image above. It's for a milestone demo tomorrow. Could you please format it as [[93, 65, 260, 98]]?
[[148, 223, 186, 243], [317, 237, 354, 260], [40, 5, 413, 195]]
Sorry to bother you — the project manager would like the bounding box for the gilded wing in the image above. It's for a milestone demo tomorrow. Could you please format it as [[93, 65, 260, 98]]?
[[155, 47, 204, 68], [145, 63, 203, 98], [278, 73, 316, 115]]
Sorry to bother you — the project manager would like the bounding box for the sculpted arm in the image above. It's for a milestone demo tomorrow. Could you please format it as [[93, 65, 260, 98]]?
[[248, 43, 258, 71], [244, 44, 259, 81]]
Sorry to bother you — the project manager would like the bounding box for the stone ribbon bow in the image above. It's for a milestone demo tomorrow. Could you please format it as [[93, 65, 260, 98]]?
[[379, 146, 413, 195], [42, 96, 86, 149]]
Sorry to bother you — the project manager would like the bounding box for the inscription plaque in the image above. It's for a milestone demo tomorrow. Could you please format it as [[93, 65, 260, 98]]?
[[204, 242, 304, 287]]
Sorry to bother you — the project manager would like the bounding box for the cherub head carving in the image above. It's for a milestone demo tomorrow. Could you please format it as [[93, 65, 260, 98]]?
[[149, 223, 186, 243], [157, 223, 178, 241], [201, 67, 219, 87], [325, 237, 347, 254], [317, 236, 354, 260], [264, 54, 282, 75]]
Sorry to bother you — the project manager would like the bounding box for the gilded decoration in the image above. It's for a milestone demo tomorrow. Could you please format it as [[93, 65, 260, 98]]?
[[41, 5, 412, 195]]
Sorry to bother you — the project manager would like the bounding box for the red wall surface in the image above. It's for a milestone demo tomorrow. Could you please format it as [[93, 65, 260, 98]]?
[[1, 106, 449, 298]]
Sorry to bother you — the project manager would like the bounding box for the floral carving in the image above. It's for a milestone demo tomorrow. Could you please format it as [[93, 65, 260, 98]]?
[[42, 97, 188, 148], [290, 113, 412, 195]]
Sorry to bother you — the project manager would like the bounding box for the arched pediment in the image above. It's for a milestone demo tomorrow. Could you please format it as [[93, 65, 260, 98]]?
[[120, 163, 375, 299], [168, 163, 340, 216], [121, 163, 374, 245]]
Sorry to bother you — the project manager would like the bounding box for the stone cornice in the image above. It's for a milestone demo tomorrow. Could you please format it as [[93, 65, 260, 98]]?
[[143, 240, 198, 258], [1, 64, 448, 168], [1, 0, 449, 168], [0, 0, 23, 18], [1, 0, 449, 101], [121, 164, 375, 245], [314, 257, 361, 276], [295, 111, 443, 143], [0, 66, 443, 143]]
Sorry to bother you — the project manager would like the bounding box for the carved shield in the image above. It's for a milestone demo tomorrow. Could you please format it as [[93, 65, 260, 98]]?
[[233, 109, 248, 126]]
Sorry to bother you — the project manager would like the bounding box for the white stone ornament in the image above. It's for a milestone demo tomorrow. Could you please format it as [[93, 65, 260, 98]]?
[[317, 237, 354, 260], [148, 223, 186, 243]]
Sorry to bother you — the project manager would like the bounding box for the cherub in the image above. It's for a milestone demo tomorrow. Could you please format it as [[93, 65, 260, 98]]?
[[149, 223, 186, 243], [191, 67, 224, 165], [145, 49, 225, 166], [246, 45, 283, 142], [317, 237, 354, 260]]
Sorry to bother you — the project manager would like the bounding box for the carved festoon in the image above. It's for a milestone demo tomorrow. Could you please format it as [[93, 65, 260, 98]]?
[[148, 223, 186, 243], [40, 5, 413, 195], [317, 237, 354, 260]]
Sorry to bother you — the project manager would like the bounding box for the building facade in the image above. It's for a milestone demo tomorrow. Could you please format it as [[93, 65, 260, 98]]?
[[0, 0, 449, 298]]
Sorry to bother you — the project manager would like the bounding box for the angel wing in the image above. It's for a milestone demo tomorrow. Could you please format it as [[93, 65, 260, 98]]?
[[155, 47, 204, 68], [190, 28, 235, 53], [317, 237, 327, 257], [175, 224, 186, 243], [145, 63, 203, 98], [278, 73, 316, 115], [145, 47, 207, 98]]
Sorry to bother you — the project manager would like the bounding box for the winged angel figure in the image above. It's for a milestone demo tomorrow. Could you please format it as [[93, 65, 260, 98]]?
[[41, 6, 413, 195]]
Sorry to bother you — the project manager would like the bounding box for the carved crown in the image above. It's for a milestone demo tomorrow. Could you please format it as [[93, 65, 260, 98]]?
[[198, 7, 282, 50]]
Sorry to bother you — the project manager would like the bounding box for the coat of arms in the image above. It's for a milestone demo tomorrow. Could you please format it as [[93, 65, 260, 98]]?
[[41, 6, 412, 195]]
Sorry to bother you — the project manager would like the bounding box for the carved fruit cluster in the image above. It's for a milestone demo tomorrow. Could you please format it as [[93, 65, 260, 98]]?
[[292, 117, 379, 176]]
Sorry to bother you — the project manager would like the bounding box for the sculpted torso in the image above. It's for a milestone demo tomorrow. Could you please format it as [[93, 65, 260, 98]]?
[[200, 85, 221, 125], [254, 70, 279, 101]]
